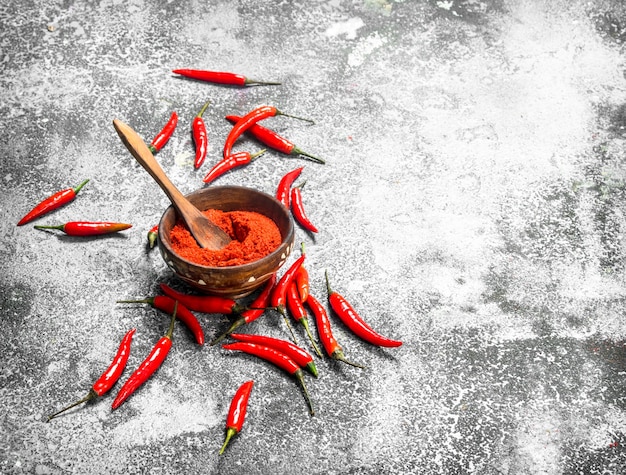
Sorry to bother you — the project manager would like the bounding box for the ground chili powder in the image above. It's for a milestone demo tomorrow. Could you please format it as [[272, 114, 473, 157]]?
[[169, 209, 282, 267]]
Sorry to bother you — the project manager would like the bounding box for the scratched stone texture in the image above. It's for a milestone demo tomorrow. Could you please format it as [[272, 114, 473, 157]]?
[[1, 0, 626, 474]]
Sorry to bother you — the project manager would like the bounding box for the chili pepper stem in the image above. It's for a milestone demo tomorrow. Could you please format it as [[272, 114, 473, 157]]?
[[332, 349, 366, 369], [300, 319, 323, 358], [166, 301, 179, 339], [325, 269, 334, 295], [210, 317, 245, 346], [47, 388, 98, 422], [219, 427, 238, 455], [73, 179, 90, 194], [295, 369, 315, 416], [245, 79, 281, 86], [197, 100, 211, 118], [34, 224, 64, 231], [277, 306, 299, 344], [293, 148, 325, 164], [277, 111, 315, 124]]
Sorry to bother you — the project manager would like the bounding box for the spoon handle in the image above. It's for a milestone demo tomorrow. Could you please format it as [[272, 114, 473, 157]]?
[[113, 119, 231, 250]]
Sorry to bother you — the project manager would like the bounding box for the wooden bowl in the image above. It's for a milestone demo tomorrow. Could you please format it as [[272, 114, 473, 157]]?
[[157, 186, 294, 299]]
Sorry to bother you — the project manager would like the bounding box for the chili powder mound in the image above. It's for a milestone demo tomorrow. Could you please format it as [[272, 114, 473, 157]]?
[[169, 209, 282, 267]]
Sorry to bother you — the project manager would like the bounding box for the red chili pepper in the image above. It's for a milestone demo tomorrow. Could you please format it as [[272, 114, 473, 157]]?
[[202, 149, 266, 184], [147, 224, 159, 249], [34, 221, 132, 236], [307, 294, 365, 369], [117, 295, 205, 346], [230, 332, 318, 377], [222, 342, 314, 416], [148, 111, 178, 154], [159, 283, 244, 314], [225, 115, 325, 164], [220, 380, 254, 455], [210, 274, 276, 346], [325, 270, 402, 348], [295, 264, 310, 303], [287, 282, 322, 358], [47, 328, 136, 421], [270, 251, 306, 343], [193, 100, 211, 169], [290, 182, 318, 233], [112, 302, 178, 410], [223, 106, 314, 158], [173, 69, 281, 87], [17, 179, 90, 226], [275, 167, 304, 208]]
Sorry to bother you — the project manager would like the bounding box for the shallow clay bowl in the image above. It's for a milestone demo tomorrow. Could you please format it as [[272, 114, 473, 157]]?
[[158, 186, 295, 299]]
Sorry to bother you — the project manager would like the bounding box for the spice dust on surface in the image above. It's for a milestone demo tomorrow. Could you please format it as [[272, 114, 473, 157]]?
[[169, 209, 281, 267]]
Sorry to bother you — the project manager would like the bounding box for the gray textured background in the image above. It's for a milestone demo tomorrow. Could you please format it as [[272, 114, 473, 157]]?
[[2, 1, 626, 474]]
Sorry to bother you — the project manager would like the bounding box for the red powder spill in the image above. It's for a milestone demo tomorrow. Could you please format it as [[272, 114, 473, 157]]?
[[169, 209, 282, 267]]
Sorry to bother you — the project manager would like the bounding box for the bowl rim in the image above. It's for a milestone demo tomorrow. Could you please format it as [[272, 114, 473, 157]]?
[[157, 185, 294, 272]]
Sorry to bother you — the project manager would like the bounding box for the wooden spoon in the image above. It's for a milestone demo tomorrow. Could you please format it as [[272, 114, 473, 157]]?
[[112, 118, 231, 250]]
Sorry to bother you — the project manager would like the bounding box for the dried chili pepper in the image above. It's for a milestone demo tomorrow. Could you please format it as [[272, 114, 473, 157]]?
[[230, 332, 318, 377], [220, 380, 254, 455], [210, 274, 276, 346], [202, 149, 266, 184], [18, 179, 89, 226], [148, 111, 178, 154], [147, 224, 159, 249], [159, 283, 244, 314], [223, 106, 313, 159], [275, 167, 304, 208], [117, 295, 205, 346], [112, 302, 178, 410], [270, 250, 307, 343], [307, 294, 365, 369], [222, 342, 314, 416], [225, 115, 325, 164], [173, 69, 280, 87], [295, 264, 310, 303], [286, 281, 322, 358], [34, 221, 132, 236], [291, 182, 318, 233], [325, 270, 402, 348], [47, 328, 136, 421], [193, 100, 211, 169]]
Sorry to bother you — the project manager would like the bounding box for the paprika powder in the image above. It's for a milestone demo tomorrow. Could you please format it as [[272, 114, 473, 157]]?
[[169, 209, 281, 267]]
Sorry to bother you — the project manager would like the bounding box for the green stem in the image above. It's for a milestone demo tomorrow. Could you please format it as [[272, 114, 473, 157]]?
[[250, 149, 266, 161], [276, 110, 315, 124], [219, 427, 238, 455], [73, 179, 90, 194], [277, 306, 298, 345], [47, 388, 97, 422], [244, 79, 281, 86], [332, 349, 366, 369], [300, 318, 323, 359], [116, 299, 154, 305], [210, 317, 245, 346], [165, 300, 178, 339], [294, 369, 314, 416], [292, 147, 325, 164], [197, 100, 211, 118], [324, 269, 333, 296], [34, 224, 64, 231]]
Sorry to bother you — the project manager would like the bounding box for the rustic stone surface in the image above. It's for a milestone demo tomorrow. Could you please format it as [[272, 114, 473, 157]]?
[[2, 1, 626, 473]]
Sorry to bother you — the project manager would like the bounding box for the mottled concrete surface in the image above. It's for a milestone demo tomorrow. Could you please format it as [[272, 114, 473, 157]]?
[[2, 1, 626, 474]]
